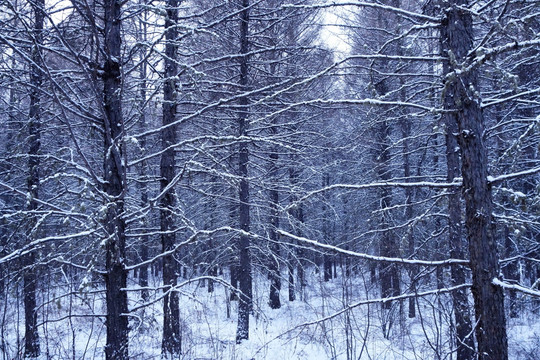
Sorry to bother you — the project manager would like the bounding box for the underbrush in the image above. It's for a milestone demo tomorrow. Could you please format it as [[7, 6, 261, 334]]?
[[1, 267, 538, 359]]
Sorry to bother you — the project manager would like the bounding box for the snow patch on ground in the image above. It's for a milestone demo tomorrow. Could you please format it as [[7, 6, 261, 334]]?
[[1, 268, 539, 359]]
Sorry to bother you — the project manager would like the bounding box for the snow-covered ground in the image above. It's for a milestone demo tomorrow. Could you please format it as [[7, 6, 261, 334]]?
[[1, 268, 539, 359]]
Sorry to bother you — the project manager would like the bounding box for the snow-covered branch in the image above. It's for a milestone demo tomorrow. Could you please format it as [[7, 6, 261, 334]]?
[[278, 230, 469, 267], [492, 278, 540, 298]]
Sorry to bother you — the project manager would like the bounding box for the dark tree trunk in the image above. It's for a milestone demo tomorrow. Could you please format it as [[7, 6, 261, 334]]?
[[208, 257, 217, 293], [0, 52, 20, 299], [230, 263, 239, 300], [502, 226, 518, 318], [402, 119, 417, 318], [324, 254, 332, 282], [139, 236, 149, 301], [23, 262, 39, 359], [161, 0, 182, 355], [102, 0, 129, 358], [377, 121, 400, 309], [322, 172, 333, 283], [268, 146, 281, 309], [24, 0, 44, 357], [236, 0, 252, 343], [442, 2, 508, 359], [137, 0, 150, 302], [288, 165, 305, 299], [444, 72, 475, 360], [288, 256, 295, 302]]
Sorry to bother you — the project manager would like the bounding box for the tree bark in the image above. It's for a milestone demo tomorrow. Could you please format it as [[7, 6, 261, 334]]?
[[441, 2, 508, 359], [288, 165, 305, 300], [287, 257, 295, 302], [268, 145, 281, 309], [161, 0, 182, 355], [137, 0, 149, 302], [402, 118, 416, 318], [377, 120, 401, 309], [102, 0, 129, 358], [502, 226, 518, 318], [236, 0, 252, 343], [444, 95, 475, 360], [24, 0, 44, 357]]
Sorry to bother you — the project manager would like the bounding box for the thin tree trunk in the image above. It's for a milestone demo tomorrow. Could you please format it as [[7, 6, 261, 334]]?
[[161, 0, 182, 355], [137, 1, 149, 302], [322, 172, 333, 283], [268, 145, 281, 309], [502, 226, 518, 318], [442, 2, 508, 359], [236, 0, 252, 343], [324, 254, 332, 282], [288, 165, 305, 299], [288, 256, 295, 302], [102, 0, 129, 358], [229, 204, 239, 301], [377, 120, 401, 309], [402, 119, 416, 318]]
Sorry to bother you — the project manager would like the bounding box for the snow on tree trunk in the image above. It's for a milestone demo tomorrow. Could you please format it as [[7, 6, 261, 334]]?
[[441, 2, 508, 359], [102, 0, 129, 358], [24, 0, 44, 357], [268, 142, 281, 309], [161, 0, 182, 355], [444, 92, 475, 360], [236, 0, 252, 343]]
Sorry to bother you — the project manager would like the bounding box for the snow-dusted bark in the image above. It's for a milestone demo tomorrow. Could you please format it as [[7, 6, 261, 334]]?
[[441, 16, 475, 358], [444, 78, 475, 360], [236, 0, 253, 343], [268, 138, 281, 309], [102, 0, 128, 358], [24, 0, 44, 357], [160, 0, 182, 356], [441, 2, 508, 359]]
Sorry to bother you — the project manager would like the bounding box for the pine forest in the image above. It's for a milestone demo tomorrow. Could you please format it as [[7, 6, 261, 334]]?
[[0, 0, 539, 359]]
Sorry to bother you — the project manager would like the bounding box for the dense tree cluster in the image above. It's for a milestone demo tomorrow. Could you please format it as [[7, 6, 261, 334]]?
[[0, 0, 539, 359]]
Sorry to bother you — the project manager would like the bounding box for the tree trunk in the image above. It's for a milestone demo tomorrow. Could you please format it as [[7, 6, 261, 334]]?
[[161, 0, 182, 355], [443, 60, 476, 359], [442, 2, 508, 359], [402, 118, 416, 318], [137, 2, 149, 302], [288, 165, 305, 299], [236, 0, 252, 343], [102, 0, 129, 358], [24, 0, 44, 357], [288, 256, 295, 302], [502, 226, 518, 318], [445, 109, 475, 360], [324, 254, 332, 282], [268, 145, 281, 309], [377, 120, 400, 309], [322, 172, 333, 283]]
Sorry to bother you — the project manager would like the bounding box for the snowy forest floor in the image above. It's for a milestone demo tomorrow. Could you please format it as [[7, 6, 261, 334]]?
[[1, 267, 539, 359]]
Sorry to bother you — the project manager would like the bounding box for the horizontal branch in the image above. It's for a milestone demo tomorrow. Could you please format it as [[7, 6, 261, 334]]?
[[493, 278, 540, 298], [287, 180, 461, 209], [282, 1, 440, 22], [0, 230, 96, 265], [482, 87, 540, 108], [277, 230, 469, 266], [488, 166, 540, 185]]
